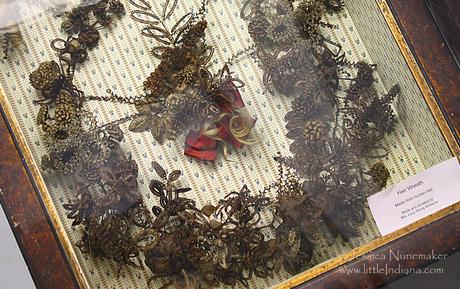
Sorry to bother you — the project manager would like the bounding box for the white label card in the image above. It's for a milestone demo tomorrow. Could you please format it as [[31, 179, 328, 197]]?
[[368, 157, 460, 236]]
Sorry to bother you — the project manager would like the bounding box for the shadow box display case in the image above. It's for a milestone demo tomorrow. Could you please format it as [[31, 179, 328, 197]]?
[[0, 0, 459, 288]]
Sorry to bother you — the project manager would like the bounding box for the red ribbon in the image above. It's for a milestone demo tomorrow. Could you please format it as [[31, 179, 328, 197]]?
[[184, 81, 249, 161]]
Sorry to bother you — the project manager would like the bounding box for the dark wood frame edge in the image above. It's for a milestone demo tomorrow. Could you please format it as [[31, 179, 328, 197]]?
[[390, 0, 460, 139], [424, 0, 460, 70], [294, 211, 460, 289], [0, 106, 80, 289], [387, 0, 460, 146]]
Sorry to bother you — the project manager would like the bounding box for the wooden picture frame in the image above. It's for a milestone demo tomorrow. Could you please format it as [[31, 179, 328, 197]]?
[[0, 0, 459, 288]]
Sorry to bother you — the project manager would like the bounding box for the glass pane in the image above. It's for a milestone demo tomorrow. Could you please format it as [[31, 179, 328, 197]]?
[[0, 0, 454, 288]]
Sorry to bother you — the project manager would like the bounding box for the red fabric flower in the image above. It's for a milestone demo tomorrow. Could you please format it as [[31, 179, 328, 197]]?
[[184, 81, 254, 161], [184, 130, 217, 161]]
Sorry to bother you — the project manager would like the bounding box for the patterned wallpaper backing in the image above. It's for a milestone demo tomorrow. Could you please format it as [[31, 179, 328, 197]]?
[[0, 0, 452, 288]]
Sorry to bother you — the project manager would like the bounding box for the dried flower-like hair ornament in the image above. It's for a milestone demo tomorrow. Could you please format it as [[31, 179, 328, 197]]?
[[25, 0, 401, 287], [29, 0, 126, 142], [240, 0, 398, 241], [28, 1, 130, 186], [0, 0, 26, 60], [28, 0, 159, 271], [1, 22, 24, 60], [84, 0, 258, 161], [65, 160, 317, 287]]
